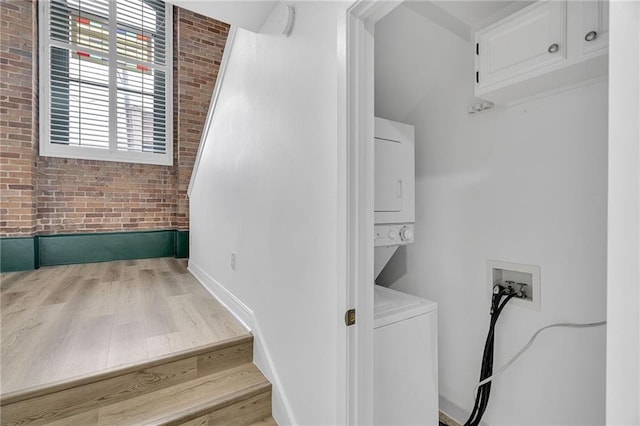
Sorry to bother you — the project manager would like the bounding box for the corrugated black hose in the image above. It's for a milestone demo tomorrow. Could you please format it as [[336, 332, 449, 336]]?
[[463, 285, 516, 426]]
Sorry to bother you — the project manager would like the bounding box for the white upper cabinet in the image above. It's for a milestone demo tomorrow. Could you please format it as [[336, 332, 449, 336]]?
[[475, 0, 608, 105], [475, 1, 567, 91], [581, 0, 609, 57]]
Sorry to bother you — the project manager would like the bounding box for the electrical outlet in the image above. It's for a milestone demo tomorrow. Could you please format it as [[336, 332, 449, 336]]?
[[487, 260, 541, 310], [231, 252, 237, 270]]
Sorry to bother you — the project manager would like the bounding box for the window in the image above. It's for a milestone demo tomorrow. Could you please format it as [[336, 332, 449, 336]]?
[[39, 0, 173, 165]]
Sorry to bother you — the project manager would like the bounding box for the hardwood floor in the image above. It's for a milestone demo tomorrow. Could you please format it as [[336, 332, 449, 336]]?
[[439, 411, 462, 426], [0, 258, 249, 396]]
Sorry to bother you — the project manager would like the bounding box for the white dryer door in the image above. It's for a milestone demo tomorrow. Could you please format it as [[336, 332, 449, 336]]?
[[374, 137, 404, 212]]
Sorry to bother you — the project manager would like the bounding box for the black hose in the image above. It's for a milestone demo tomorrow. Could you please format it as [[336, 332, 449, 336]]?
[[463, 287, 516, 426]]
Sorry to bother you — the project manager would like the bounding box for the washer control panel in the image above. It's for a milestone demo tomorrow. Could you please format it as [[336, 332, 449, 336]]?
[[374, 223, 415, 247]]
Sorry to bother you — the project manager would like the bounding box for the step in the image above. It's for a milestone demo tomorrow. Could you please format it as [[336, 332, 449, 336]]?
[[43, 363, 271, 426], [1, 335, 254, 425], [249, 417, 278, 426]]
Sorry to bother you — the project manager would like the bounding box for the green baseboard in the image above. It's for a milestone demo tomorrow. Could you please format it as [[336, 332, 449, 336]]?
[[0, 237, 38, 272], [0, 230, 189, 272], [175, 230, 189, 259]]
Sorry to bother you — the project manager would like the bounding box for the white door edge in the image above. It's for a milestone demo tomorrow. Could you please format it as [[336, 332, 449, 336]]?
[[341, 2, 404, 424], [606, 1, 640, 424]]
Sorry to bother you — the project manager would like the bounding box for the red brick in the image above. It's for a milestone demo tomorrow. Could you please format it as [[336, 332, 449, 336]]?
[[1, 2, 228, 237]]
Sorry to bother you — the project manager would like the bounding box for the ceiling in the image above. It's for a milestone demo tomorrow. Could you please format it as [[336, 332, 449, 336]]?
[[431, 1, 521, 28], [402, 0, 532, 41]]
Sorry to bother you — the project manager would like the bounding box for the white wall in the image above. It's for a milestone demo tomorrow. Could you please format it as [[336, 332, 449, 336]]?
[[189, 2, 348, 425], [375, 6, 607, 425], [167, 0, 277, 32]]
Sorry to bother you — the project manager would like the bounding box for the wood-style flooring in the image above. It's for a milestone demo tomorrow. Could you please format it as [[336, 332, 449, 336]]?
[[0, 258, 249, 396]]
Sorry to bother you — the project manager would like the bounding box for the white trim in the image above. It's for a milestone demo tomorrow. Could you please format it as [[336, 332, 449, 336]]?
[[336, 10, 349, 423], [188, 260, 253, 331], [187, 26, 238, 198], [38, 0, 174, 166], [342, 2, 403, 424], [187, 260, 296, 426], [606, 0, 640, 423], [108, 0, 117, 155], [39, 0, 50, 165], [38, 144, 174, 166]]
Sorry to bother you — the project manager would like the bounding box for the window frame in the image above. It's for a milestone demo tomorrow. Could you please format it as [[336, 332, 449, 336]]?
[[39, 0, 174, 166]]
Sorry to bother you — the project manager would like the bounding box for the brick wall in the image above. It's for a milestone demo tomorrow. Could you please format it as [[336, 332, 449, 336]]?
[[0, 1, 229, 237], [0, 0, 38, 237], [36, 159, 177, 233], [175, 10, 228, 230]]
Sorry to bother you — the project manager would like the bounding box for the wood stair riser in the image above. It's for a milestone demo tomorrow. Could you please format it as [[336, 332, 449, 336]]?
[[37, 382, 272, 426], [90, 364, 268, 425], [165, 387, 272, 426], [1, 337, 253, 426], [247, 418, 278, 426]]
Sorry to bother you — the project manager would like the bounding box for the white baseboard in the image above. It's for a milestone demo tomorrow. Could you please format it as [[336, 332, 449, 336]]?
[[188, 260, 254, 331], [188, 260, 296, 425]]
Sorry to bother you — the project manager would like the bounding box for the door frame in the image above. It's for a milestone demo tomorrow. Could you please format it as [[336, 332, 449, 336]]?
[[342, 0, 640, 424], [341, 1, 403, 424], [606, 0, 640, 423]]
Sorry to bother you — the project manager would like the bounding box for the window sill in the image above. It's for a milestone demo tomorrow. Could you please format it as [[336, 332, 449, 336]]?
[[40, 144, 173, 166]]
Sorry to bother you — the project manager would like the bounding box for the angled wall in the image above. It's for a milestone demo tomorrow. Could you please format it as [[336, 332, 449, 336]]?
[[189, 3, 349, 424]]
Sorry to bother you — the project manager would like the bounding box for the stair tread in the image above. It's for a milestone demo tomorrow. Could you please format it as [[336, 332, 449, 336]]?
[[1, 334, 254, 405], [2, 336, 256, 425], [82, 363, 270, 425], [249, 416, 278, 426]]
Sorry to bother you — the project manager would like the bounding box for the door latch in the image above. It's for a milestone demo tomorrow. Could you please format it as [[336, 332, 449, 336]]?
[[345, 309, 356, 326]]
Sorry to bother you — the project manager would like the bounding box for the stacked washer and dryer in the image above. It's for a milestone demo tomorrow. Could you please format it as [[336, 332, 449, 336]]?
[[373, 117, 439, 426]]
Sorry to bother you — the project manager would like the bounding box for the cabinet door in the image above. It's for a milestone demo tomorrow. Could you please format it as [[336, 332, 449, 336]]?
[[582, 0, 609, 56], [476, 0, 567, 90]]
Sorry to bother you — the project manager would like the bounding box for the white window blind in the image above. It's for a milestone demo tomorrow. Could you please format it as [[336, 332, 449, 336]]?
[[40, 0, 173, 165]]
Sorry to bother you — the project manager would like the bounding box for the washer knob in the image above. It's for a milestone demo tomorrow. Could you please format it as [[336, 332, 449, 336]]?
[[400, 227, 413, 241], [387, 230, 396, 239]]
